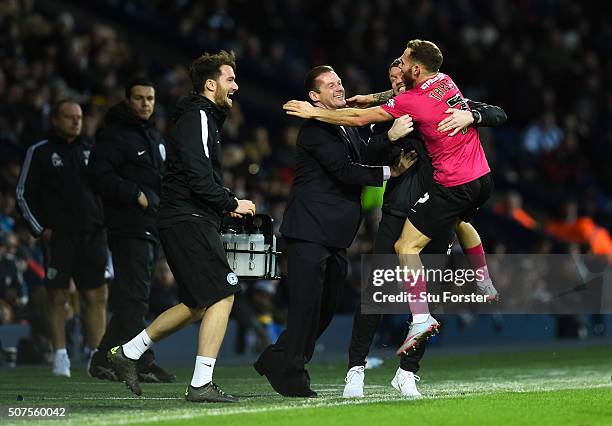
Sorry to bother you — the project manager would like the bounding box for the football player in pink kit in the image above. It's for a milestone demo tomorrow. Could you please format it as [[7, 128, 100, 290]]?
[[283, 39, 499, 355]]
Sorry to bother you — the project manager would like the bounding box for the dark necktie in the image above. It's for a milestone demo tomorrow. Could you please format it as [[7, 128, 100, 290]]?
[[343, 127, 363, 162]]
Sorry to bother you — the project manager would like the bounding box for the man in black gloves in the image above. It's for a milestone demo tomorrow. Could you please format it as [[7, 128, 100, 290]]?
[[342, 59, 507, 398]]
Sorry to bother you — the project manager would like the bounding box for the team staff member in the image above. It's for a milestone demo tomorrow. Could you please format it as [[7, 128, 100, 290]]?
[[88, 77, 174, 383], [343, 60, 507, 398], [107, 51, 255, 403], [16, 99, 108, 378], [254, 65, 415, 397]]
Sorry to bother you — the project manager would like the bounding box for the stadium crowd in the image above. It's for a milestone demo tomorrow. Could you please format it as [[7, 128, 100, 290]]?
[[0, 0, 611, 359]]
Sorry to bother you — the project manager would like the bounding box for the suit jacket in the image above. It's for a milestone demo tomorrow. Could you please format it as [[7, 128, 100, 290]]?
[[280, 119, 386, 248]]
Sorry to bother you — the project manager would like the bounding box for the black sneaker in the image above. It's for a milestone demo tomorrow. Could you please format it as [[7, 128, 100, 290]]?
[[107, 346, 142, 396], [185, 383, 239, 403], [89, 364, 119, 381], [138, 363, 176, 383]]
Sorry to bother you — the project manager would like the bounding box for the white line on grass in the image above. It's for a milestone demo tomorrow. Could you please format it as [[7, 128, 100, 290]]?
[[47, 381, 612, 426]]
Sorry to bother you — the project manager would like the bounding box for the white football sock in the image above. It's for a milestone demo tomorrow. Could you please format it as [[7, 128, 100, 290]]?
[[412, 314, 430, 324], [190, 356, 216, 387], [122, 330, 153, 361]]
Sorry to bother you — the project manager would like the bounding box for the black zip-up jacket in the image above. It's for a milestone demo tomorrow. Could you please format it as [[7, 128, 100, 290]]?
[[16, 132, 104, 236], [366, 100, 507, 217], [157, 94, 238, 228], [88, 102, 165, 240]]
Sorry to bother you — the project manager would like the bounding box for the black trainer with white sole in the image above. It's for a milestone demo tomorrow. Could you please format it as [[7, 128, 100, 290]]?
[[138, 363, 176, 383], [185, 383, 239, 403]]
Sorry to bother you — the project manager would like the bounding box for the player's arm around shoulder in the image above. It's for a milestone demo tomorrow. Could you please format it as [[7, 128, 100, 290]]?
[[284, 100, 393, 127], [467, 100, 508, 127]]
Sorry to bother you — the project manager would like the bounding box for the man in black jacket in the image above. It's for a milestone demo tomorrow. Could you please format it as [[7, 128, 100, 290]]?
[[107, 51, 255, 403], [254, 66, 416, 397], [343, 60, 508, 398], [16, 99, 108, 378], [88, 77, 174, 382]]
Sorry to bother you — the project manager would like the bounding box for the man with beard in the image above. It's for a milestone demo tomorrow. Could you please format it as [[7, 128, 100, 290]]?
[[254, 65, 416, 397], [107, 51, 255, 403], [343, 59, 507, 398], [284, 39, 501, 357], [88, 77, 174, 383]]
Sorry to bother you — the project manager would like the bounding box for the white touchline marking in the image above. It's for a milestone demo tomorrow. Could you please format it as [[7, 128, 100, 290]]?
[[42, 381, 612, 426], [42, 397, 183, 400]]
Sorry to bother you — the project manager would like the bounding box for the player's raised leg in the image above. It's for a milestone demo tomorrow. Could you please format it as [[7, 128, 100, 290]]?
[[455, 220, 499, 302], [108, 303, 204, 396], [394, 218, 440, 355]]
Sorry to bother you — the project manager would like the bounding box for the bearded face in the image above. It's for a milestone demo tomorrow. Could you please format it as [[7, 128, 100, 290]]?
[[213, 65, 238, 110], [402, 66, 417, 89]]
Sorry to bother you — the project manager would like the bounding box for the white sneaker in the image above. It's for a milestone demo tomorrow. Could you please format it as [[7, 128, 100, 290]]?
[[52, 352, 71, 377], [391, 368, 421, 398], [342, 365, 365, 398]]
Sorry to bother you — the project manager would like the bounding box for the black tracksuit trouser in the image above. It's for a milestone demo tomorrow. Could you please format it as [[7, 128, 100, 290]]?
[[93, 236, 158, 368], [348, 213, 451, 373]]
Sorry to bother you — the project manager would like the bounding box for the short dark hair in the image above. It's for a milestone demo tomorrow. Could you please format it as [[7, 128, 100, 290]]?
[[125, 76, 155, 99], [388, 58, 402, 71], [190, 50, 236, 94], [51, 98, 78, 118], [304, 65, 335, 95], [406, 39, 443, 72]]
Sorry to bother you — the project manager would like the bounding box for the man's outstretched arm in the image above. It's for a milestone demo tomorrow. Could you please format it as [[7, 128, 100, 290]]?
[[283, 101, 394, 127], [346, 90, 395, 108]]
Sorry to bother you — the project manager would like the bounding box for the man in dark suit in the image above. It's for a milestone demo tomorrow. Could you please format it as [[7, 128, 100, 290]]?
[[254, 65, 415, 397]]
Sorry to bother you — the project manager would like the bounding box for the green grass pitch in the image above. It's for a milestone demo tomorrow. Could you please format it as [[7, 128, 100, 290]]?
[[1, 345, 611, 425]]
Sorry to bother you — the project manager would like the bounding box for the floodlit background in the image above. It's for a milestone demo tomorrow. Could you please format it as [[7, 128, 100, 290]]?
[[0, 0, 611, 364]]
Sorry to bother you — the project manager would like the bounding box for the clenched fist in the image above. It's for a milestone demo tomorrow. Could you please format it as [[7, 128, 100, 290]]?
[[234, 199, 256, 216]]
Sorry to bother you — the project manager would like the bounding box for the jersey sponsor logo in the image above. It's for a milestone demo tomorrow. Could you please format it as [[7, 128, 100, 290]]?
[[385, 98, 395, 108], [83, 150, 91, 165], [51, 153, 63, 167], [447, 241, 453, 256], [158, 144, 166, 161], [46, 267, 58, 280], [137, 150, 146, 156], [227, 272, 238, 286]]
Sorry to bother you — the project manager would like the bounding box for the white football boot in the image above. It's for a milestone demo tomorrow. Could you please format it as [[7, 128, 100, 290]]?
[[396, 315, 440, 355]]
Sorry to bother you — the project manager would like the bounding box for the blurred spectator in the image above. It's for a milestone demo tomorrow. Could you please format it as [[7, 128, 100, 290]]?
[[493, 191, 538, 230], [523, 112, 563, 154], [545, 201, 612, 257]]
